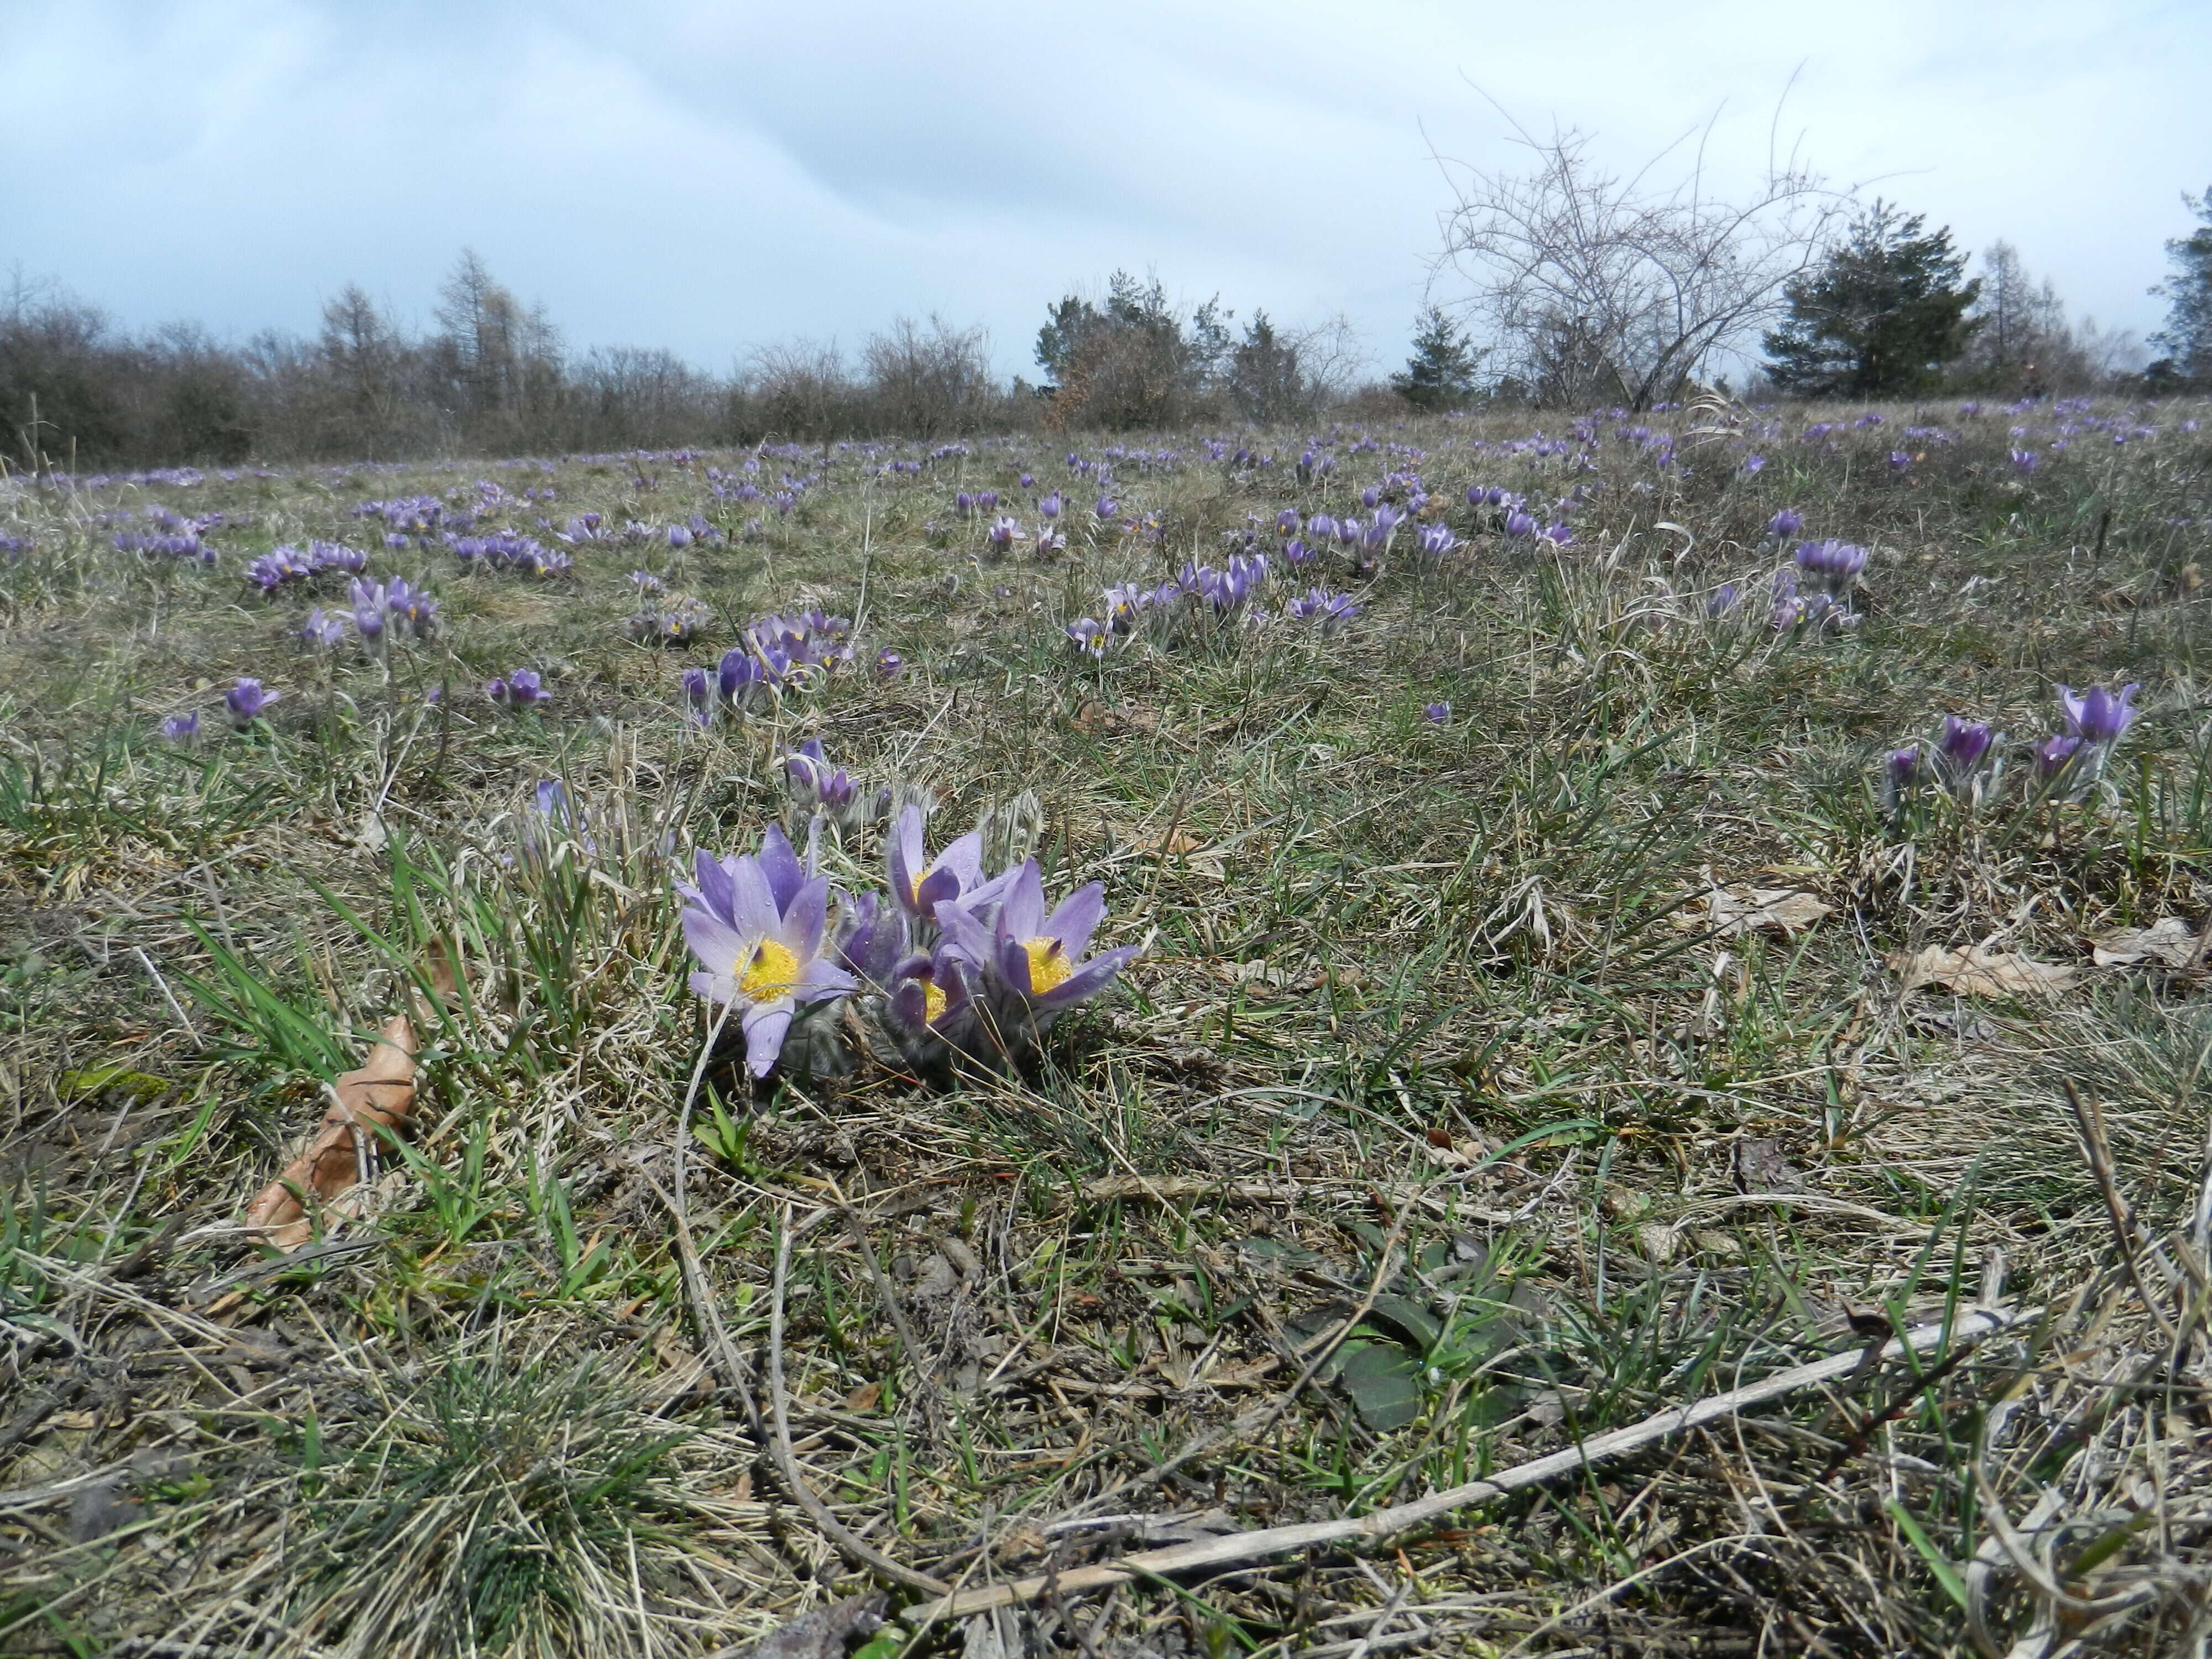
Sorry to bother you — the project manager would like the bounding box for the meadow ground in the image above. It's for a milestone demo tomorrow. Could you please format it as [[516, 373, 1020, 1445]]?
[[3, 396, 2211, 1657]]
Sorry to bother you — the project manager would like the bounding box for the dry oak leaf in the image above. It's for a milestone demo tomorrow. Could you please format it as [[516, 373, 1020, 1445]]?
[[244, 1015, 418, 1250], [2090, 916, 2205, 970], [1129, 824, 1227, 880], [1679, 885, 1832, 939], [1071, 698, 1160, 737], [1891, 945, 2081, 1000]]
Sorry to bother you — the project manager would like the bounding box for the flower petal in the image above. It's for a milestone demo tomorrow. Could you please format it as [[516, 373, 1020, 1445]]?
[[681, 906, 749, 980], [915, 865, 964, 918], [740, 1004, 794, 1078], [726, 855, 781, 940], [795, 956, 855, 1003], [693, 848, 735, 926], [935, 898, 997, 967], [997, 861, 1046, 943], [1035, 945, 1139, 1009], [1042, 883, 1105, 958], [929, 830, 985, 892], [758, 825, 806, 914], [889, 804, 926, 914], [784, 875, 831, 961], [688, 968, 735, 1005]]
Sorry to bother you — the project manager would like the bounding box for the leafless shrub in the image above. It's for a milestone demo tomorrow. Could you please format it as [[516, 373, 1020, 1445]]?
[[737, 338, 855, 442], [1433, 101, 1850, 408], [861, 314, 1001, 438]]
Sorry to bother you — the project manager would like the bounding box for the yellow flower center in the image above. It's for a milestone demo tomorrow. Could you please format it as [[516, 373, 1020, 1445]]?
[[737, 938, 800, 1003], [1024, 937, 1071, 995], [922, 980, 948, 1024]]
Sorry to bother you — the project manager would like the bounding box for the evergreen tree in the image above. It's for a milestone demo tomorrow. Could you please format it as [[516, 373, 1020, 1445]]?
[[1390, 304, 1482, 410], [2148, 186, 2212, 389], [1764, 202, 1980, 397]]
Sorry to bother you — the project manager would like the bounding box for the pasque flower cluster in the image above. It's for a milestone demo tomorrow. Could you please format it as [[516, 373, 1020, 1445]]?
[[679, 796, 1136, 1080]]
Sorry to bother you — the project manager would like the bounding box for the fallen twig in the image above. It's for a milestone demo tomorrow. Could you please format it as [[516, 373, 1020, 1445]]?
[[911, 1306, 2012, 1624], [771, 1204, 951, 1597]]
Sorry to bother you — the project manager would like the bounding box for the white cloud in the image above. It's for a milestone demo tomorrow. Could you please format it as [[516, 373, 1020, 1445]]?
[[1, 0, 2200, 377]]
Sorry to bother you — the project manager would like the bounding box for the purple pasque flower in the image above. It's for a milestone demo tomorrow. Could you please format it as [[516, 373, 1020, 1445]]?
[[935, 860, 1138, 1040], [1932, 715, 2002, 804], [1793, 539, 1869, 601], [225, 677, 279, 728], [1425, 701, 1451, 724], [1938, 716, 1994, 773], [2036, 733, 2083, 778], [1767, 508, 1803, 540], [987, 515, 1019, 553], [1707, 582, 1741, 618], [885, 945, 978, 1056], [1307, 513, 1340, 545], [677, 826, 854, 1077], [784, 738, 861, 820], [1067, 618, 1109, 658], [2057, 682, 2140, 746], [160, 710, 201, 744], [886, 802, 997, 931], [833, 889, 910, 989], [348, 579, 389, 646], [875, 648, 904, 681], [487, 669, 551, 708], [1744, 453, 1766, 473], [1037, 491, 1063, 519], [1094, 495, 1118, 521], [1285, 587, 1360, 633], [681, 666, 715, 726], [1276, 509, 1302, 536], [300, 607, 345, 651], [1881, 743, 1921, 814], [1771, 567, 1803, 630], [1417, 523, 1457, 558], [1504, 510, 1538, 539]]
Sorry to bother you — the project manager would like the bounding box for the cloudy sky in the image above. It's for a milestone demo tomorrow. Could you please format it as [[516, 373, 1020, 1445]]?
[[3, 0, 2204, 379]]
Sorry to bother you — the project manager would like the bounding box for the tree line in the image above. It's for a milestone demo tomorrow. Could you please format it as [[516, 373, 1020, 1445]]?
[[0, 252, 1045, 470], [7, 173, 2208, 469], [0, 254, 1390, 471]]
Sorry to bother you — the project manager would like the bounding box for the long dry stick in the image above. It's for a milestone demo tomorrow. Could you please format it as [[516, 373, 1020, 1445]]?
[[771, 1205, 951, 1597], [2064, 1081, 2182, 1348], [910, 1306, 2012, 1625]]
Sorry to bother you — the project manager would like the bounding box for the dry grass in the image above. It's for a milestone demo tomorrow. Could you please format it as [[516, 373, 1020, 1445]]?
[[4, 399, 2212, 1656]]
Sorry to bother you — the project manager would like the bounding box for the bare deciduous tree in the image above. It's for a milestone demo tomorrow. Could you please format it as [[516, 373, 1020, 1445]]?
[[861, 315, 999, 438], [742, 339, 854, 441], [1432, 101, 1849, 409]]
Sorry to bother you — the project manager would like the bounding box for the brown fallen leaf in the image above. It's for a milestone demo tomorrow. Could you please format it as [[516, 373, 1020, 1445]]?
[[244, 1015, 418, 1250], [1679, 885, 1832, 939], [2090, 916, 2205, 970], [1125, 824, 1227, 880], [1071, 700, 1161, 737], [1734, 1135, 1804, 1194], [1891, 945, 2081, 1000]]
